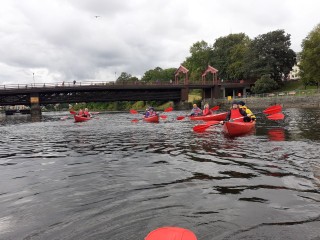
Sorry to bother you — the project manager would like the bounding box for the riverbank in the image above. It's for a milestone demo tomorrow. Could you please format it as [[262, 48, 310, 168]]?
[[208, 94, 320, 109]]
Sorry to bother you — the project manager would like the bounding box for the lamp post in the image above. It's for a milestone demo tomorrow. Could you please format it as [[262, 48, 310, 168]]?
[[33, 73, 35, 87]]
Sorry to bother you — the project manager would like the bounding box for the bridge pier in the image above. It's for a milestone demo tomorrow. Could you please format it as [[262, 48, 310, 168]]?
[[30, 93, 41, 118]]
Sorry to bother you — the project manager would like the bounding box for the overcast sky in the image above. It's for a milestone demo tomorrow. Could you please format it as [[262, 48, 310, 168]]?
[[0, 0, 319, 85]]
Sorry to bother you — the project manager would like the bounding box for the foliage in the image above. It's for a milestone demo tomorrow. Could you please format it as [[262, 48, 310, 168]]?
[[299, 23, 320, 88], [244, 30, 296, 84], [251, 75, 279, 93], [141, 67, 176, 83], [211, 33, 250, 80], [183, 40, 214, 82], [116, 72, 139, 84]]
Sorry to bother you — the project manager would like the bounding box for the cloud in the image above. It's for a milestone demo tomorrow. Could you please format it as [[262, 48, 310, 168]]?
[[0, 0, 319, 84]]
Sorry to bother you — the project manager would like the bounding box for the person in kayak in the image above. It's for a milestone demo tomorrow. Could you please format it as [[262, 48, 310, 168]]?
[[202, 103, 213, 116], [221, 100, 251, 123], [145, 107, 157, 118], [238, 101, 256, 122], [78, 109, 84, 116], [83, 108, 91, 118], [190, 104, 202, 116]]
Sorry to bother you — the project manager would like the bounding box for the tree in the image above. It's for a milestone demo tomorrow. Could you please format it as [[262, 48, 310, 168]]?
[[183, 40, 214, 82], [141, 67, 176, 83], [116, 72, 138, 84], [299, 23, 320, 88], [244, 30, 296, 84], [212, 33, 250, 80], [251, 75, 278, 94]]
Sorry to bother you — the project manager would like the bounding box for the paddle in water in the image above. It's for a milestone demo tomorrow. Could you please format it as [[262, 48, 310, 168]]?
[[193, 105, 283, 132], [145, 227, 197, 240]]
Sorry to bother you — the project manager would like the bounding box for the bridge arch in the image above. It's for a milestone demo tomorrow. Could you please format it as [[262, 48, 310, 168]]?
[[202, 65, 218, 84], [174, 65, 189, 84]]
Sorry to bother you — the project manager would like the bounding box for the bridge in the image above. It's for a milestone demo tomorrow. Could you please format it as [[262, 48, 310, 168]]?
[[0, 66, 255, 116], [0, 80, 254, 116]]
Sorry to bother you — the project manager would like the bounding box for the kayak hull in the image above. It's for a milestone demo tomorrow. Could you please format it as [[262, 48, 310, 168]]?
[[143, 115, 159, 123], [190, 112, 228, 121], [223, 121, 256, 137], [74, 115, 91, 122]]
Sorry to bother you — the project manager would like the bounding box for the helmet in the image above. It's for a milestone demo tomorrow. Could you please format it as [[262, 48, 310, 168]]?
[[238, 101, 245, 106], [231, 100, 239, 105]]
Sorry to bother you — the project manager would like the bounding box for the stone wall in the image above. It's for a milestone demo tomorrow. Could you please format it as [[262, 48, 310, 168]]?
[[206, 94, 320, 109]]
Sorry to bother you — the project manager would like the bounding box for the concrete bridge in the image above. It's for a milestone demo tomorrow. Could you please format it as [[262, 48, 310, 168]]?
[[0, 80, 254, 116]]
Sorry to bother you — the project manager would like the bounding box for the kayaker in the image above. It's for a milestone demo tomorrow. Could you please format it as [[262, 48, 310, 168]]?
[[83, 108, 91, 118], [78, 109, 84, 116], [190, 104, 202, 116], [238, 101, 256, 122], [202, 103, 213, 116], [221, 100, 251, 123], [148, 107, 157, 117], [144, 108, 150, 118]]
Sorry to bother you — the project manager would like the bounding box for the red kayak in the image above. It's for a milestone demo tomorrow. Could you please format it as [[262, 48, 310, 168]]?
[[222, 121, 256, 137], [143, 115, 159, 123], [145, 227, 197, 240], [189, 112, 228, 121], [74, 115, 91, 122]]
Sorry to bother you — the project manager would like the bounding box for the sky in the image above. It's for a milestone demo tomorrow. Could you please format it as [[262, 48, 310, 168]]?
[[0, 0, 319, 85]]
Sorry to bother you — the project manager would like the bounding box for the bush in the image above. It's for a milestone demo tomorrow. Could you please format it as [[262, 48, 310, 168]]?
[[251, 75, 279, 94]]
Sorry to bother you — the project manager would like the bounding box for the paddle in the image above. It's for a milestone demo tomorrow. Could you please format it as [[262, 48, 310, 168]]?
[[266, 112, 284, 120], [130, 109, 138, 114], [210, 105, 220, 111], [193, 121, 220, 132], [145, 227, 197, 240], [193, 105, 283, 132], [177, 105, 219, 120]]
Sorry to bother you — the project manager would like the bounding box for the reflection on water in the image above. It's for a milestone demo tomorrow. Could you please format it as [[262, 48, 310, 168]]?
[[268, 128, 285, 141], [0, 109, 319, 240]]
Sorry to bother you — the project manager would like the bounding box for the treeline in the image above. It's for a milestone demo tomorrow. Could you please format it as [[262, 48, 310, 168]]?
[[118, 24, 320, 93], [45, 101, 171, 112]]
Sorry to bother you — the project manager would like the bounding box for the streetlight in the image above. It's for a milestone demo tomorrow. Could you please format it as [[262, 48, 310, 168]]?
[[33, 73, 35, 87]]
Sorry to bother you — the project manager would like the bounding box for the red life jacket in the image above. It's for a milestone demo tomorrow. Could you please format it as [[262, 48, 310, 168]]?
[[230, 108, 244, 122], [84, 111, 89, 116], [202, 108, 212, 116], [78, 110, 83, 116]]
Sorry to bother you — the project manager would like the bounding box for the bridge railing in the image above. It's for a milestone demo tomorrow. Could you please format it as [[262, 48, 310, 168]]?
[[0, 79, 255, 90]]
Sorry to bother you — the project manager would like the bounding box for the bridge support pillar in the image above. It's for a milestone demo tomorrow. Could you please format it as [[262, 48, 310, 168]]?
[[30, 93, 41, 118]]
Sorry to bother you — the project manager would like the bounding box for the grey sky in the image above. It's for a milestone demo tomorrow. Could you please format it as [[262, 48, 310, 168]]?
[[0, 0, 319, 85]]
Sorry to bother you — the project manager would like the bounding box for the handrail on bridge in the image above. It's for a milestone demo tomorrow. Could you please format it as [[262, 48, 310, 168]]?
[[0, 79, 254, 91]]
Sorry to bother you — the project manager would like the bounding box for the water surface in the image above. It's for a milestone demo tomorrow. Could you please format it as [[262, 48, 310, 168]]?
[[0, 109, 319, 239]]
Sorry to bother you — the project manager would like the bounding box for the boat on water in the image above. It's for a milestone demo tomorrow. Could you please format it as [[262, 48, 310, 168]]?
[[189, 112, 228, 121], [143, 115, 159, 123], [222, 121, 256, 137], [74, 115, 91, 122]]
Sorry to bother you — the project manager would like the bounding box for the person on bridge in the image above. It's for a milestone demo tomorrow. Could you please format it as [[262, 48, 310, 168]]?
[[202, 103, 213, 116], [190, 104, 202, 116], [238, 101, 256, 122]]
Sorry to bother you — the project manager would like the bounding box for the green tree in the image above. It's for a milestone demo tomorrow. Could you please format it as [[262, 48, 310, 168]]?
[[141, 67, 176, 83], [183, 40, 214, 82], [251, 75, 278, 93], [116, 72, 139, 84], [299, 23, 320, 88], [244, 30, 296, 84], [212, 33, 250, 80]]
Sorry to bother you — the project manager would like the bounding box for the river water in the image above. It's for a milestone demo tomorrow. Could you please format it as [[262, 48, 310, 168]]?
[[0, 108, 319, 240]]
